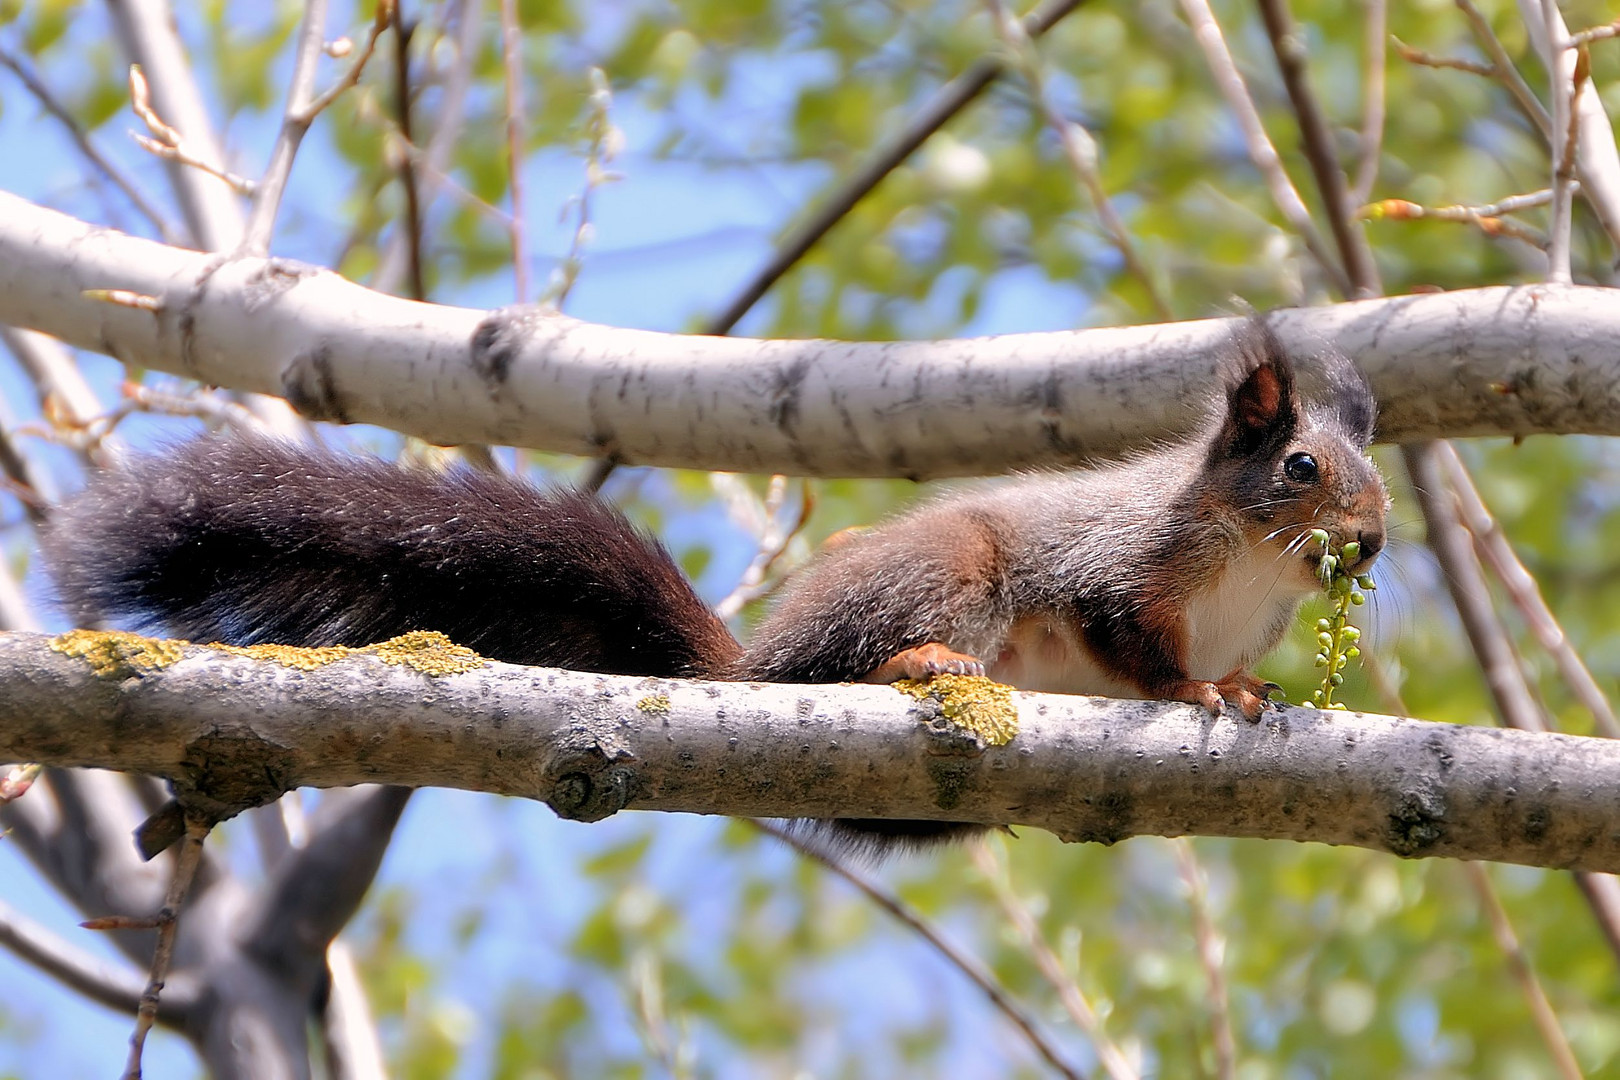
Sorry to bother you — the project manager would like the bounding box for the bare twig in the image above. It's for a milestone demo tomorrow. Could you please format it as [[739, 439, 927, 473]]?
[[1351, 0, 1388, 205], [0, 48, 177, 241], [1462, 863, 1584, 1080], [1390, 36, 1496, 77], [969, 839, 1142, 1080], [1568, 18, 1620, 47], [127, 65, 256, 196], [987, 0, 1171, 319], [0, 897, 195, 1023], [105, 0, 247, 250], [1436, 443, 1619, 738], [1454, 1, 1551, 136], [389, 4, 426, 302], [1171, 840, 1237, 1080], [1175, 0, 1350, 295], [123, 813, 209, 1080], [1257, 0, 1380, 296], [1358, 194, 1551, 248], [297, 4, 389, 123], [755, 821, 1084, 1080], [1516, 0, 1620, 254], [705, 0, 1091, 336], [713, 474, 814, 620], [540, 67, 622, 310], [371, 0, 483, 295], [244, 0, 392, 255], [498, 0, 529, 300], [1541, 0, 1577, 284]]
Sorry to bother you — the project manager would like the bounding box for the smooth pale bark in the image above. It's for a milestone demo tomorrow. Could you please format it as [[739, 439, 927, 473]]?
[[3, 632, 1618, 873], [1, 192, 1618, 477]]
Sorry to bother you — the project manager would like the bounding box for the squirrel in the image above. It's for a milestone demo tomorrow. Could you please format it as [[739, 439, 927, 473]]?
[[47, 317, 1387, 853]]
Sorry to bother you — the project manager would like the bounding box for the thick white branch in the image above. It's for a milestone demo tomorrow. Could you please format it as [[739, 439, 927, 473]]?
[[4, 632, 1619, 872], [2, 192, 1617, 477]]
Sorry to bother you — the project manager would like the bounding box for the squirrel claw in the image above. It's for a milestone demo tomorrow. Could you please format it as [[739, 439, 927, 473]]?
[[1169, 674, 1274, 721], [864, 643, 987, 683]]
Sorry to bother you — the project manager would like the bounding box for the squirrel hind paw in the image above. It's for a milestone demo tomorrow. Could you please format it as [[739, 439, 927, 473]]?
[[863, 643, 986, 683]]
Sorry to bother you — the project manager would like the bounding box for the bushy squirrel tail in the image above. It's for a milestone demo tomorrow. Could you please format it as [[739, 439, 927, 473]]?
[[47, 434, 742, 677]]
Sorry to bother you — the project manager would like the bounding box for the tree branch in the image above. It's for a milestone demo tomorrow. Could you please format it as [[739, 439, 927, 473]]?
[[2, 193, 1618, 476], [5, 632, 1620, 874], [0, 896, 196, 1024], [246, 786, 411, 989]]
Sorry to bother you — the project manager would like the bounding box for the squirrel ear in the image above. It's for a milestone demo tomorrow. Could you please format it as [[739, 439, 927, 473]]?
[[1219, 320, 1298, 456]]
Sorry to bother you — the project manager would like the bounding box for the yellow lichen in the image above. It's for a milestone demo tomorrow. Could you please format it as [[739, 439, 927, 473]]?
[[367, 631, 487, 675], [213, 632, 486, 674], [636, 693, 672, 714], [893, 673, 1018, 746], [50, 629, 189, 677], [210, 642, 354, 670]]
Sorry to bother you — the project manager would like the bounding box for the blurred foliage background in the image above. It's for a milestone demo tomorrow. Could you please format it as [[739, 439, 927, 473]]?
[[2, 0, 1620, 1076]]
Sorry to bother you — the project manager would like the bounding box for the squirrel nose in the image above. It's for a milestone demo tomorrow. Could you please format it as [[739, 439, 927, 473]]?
[[1354, 528, 1384, 566]]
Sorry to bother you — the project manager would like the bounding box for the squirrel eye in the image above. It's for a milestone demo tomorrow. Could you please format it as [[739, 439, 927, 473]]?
[[1284, 452, 1319, 483]]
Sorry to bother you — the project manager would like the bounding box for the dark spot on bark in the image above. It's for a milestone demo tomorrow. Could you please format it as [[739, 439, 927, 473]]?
[[1425, 733, 1454, 770], [926, 758, 974, 810], [1387, 789, 1445, 856], [1521, 804, 1549, 844], [769, 354, 812, 433], [1078, 788, 1133, 845], [470, 305, 536, 385], [282, 345, 349, 422]]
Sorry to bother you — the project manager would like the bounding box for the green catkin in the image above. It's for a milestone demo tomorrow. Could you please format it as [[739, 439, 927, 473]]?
[[1306, 529, 1375, 710]]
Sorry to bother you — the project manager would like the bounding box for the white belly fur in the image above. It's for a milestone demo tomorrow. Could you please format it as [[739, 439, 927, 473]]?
[[1181, 543, 1314, 681], [987, 545, 1314, 695]]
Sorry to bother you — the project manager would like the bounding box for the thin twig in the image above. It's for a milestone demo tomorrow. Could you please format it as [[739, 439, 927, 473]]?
[[1515, 0, 1620, 254], [128, 65, 256, 195], [1257, 0, 1380, 296], [969, 839, 1142, 1080], [1175, 0, 1351, 295], [1171, 840, 1237, 1080], [1455, 0, 1550, 137], [1436, 443, 1620, 738], [704, 0, 1091, 336], [0, 896, 194, 1022], [371, 0, 483, 295], [1390, 36, 1496, 77], [105, 0, 247, 250], [986, 0, 1172, 320], [714, 475, 814, 620], [1461, 863, 1584, 1080], [0, 48, 177, 241], [244, 0, 392, 255], [498, 0, 529, 300], [1568, 18, 1620, 47], [123, 813, 210, 1080], [754, 821, 1085, 1080], [1542, 0, 1577, 284], [540, 67, 621, 310], [389, 3, 426, 301], [1351, 0, 1388, 205], [1358, 195, 1550, 248]]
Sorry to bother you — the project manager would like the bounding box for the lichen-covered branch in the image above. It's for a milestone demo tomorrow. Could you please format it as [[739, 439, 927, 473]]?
[[4, 631, 1620, 874]]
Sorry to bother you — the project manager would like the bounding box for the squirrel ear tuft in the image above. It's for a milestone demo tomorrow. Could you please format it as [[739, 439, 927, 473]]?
[[1220, 319, 1298, 456]]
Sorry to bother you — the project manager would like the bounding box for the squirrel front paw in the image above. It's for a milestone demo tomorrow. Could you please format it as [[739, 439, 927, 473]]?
[[862, 643, 987, 683], [1169, 672, 1279, 721]]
